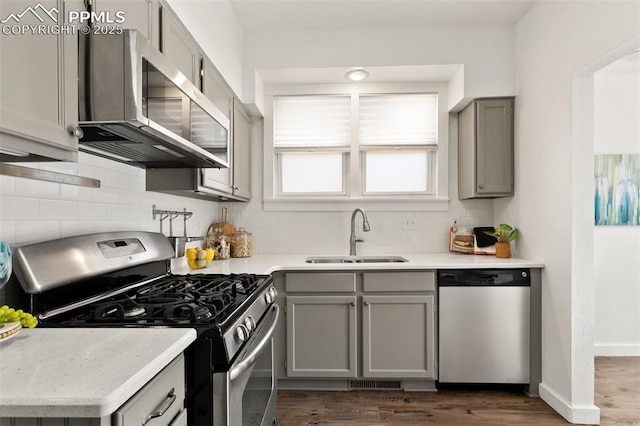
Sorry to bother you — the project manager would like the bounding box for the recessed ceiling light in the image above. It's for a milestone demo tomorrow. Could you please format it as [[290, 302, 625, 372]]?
[[345, 69, 369, 82]]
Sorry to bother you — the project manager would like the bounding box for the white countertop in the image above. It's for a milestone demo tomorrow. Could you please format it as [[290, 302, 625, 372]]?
[[0, 328, 196, 418], [170, 252, 544, 275]]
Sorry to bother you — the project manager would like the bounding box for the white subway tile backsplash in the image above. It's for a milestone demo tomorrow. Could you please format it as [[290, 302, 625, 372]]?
[[61, 221, 94, 237], [0, 221, 16, 242], [60, 184, 94, 202], [15, 177, 59, 198], [1, 196, 40, 220], [79, 202, 108, 220], [107, 204, 130, 221], [16, 220, 60, 243], [1, 153, 219, 245], [92, 187, 120, 204], [0, 175, 15, 195], [40, 199, 78, 220]]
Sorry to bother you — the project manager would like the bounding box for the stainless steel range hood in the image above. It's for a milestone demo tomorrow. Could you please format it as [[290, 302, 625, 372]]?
[[78, 30, 229, 169]]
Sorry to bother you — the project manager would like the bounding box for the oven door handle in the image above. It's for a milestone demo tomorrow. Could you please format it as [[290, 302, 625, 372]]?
[[230, 304, 279, 381]]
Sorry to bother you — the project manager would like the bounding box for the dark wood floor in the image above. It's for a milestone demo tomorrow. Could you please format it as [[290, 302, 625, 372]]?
[[277, 357, 640, 425]]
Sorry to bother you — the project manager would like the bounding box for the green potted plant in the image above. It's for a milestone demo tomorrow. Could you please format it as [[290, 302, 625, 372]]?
[[484, 224, 518, 258]]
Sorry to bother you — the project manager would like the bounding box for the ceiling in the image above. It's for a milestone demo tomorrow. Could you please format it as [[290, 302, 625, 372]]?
[[228, 0, 537, 32]]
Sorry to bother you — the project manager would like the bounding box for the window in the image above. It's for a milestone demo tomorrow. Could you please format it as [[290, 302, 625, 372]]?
[[359, 94, 437, 194], [274, 95, 350, 195], [265, 84, 448, 210]]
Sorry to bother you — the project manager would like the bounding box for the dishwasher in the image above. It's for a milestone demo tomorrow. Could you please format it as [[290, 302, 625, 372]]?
[[438, 269, 530, 384]]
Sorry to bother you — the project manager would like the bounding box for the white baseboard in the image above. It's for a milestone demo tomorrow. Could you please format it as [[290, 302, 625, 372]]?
[[539, 383, 600, 425], [594, 344, 640, 356]]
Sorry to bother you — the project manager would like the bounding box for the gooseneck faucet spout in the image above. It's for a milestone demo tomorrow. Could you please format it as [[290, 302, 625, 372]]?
[[349, 208, 370, 256]]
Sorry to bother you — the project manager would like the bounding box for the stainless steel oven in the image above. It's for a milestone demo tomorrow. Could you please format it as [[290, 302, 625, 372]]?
[[5, 231, 279, 426], [213, 304, 278, 425]]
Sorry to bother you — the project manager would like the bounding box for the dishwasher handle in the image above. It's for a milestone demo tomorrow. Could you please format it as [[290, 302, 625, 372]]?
[[438, 269, 530, 286]]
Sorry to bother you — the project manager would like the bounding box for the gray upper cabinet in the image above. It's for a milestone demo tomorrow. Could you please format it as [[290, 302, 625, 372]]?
[[159, 3, 198, 84], [94, 0, 159, 48], [200, 58, 234, 194], [231, 99, 252, 200], [0, 0, 80, 162], [458, 97, 514, 199], [201, 60, 252, 201]]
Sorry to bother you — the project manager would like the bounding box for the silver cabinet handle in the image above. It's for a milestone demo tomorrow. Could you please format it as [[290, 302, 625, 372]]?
[[142, 388, 176, 425], [364, 302, 370, 307], [350, 302, 355, 307], [479, 184, 485, 189]]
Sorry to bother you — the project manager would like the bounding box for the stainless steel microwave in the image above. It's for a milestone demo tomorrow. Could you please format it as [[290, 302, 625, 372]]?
[[78, 30, 229, 169]]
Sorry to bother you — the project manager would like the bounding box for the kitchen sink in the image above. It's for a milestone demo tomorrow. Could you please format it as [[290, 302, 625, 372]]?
[[305, 255, 409, 264]]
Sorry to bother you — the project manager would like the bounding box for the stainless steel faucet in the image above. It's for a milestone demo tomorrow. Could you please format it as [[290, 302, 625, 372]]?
[[349, 208, 370, 256]]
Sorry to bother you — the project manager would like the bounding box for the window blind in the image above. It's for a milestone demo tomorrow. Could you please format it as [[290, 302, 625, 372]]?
[[274, 95, 351, 147], [359, 94, 438, 146]]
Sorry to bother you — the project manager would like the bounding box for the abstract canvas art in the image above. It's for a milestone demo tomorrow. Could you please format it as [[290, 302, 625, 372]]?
[[595, 154, 640, 225]]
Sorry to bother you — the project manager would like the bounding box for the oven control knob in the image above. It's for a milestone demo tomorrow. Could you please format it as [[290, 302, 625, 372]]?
[[264, 287, 277, 304], [236, 324, 249, 343], [244, 316, 256, 331]]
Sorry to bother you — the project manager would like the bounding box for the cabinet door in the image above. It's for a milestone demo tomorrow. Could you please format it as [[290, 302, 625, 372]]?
[[94, 0, 157, 46], [286, 296, 357, 378], [476, 98, 514, 196], [200, 58, 233, 194], [362, 295, 435, 379], [232, 100, 251, 200], [0, 0, 79, 162], [159, 4, 198, 83], [457, 102, 477, 199]]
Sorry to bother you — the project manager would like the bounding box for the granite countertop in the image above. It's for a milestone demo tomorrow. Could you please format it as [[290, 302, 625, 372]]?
[[170, 252, 544, 276], [0, 328, 196, 418]]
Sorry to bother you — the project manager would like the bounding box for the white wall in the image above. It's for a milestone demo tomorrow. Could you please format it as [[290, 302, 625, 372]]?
[[0, 153, 216, 245], [242, 25, 516, 112], [494, 1, 640, 424], [594, 62, 640, 355], [221, 113, 493, 255], [167, 0, 244, 97]]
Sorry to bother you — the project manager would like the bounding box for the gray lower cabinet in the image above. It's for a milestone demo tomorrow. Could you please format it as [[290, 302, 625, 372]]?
[[362, 295, 435, 378], [458, 97, 514, 199], [1, 355, 186, 426], [0, 0, 80, 162], [286, 295, 357, 378], [281, 271, 437, 384]]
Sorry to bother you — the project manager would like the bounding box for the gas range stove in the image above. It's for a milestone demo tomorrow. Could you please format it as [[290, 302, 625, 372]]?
[[5, 231, 280, 426], [7, 231, 276, 365]]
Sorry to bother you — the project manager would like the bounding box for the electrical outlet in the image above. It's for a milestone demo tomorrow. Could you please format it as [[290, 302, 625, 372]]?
[[402, 215, 416, 230]]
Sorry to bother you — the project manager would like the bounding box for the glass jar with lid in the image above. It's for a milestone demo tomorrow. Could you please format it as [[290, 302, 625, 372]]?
[[231, 227, 253, 258], [206, 227, 230, 260]]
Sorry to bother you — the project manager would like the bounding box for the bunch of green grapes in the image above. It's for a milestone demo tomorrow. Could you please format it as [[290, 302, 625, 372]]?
[[0, 305, 38, 328]]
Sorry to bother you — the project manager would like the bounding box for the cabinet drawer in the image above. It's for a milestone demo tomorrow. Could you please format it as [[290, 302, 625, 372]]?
[[286, 273, 356, 293], [363, 272, 435, 292], [113, 355, 185, 426]]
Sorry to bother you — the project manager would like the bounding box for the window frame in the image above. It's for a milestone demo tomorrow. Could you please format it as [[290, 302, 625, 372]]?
[[263, 82, 449, 211]]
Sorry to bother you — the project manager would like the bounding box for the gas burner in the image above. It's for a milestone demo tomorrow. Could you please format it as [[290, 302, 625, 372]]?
[[92, 302, 130, 320], [124, 306, 146, 318], [163, 303, 212, 323]]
